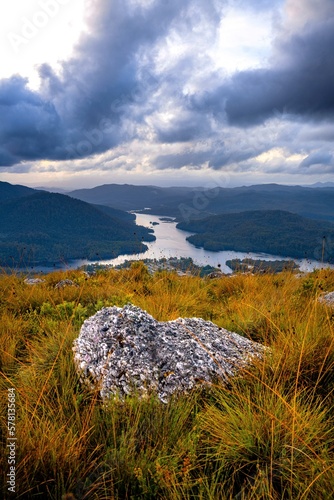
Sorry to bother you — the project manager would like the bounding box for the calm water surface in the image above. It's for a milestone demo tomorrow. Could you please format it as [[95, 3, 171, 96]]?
[[31, 213, 333, 273]]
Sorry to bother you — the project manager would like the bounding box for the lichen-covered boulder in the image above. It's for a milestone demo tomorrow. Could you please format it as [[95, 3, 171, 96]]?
[[73, 304, 266, 403]]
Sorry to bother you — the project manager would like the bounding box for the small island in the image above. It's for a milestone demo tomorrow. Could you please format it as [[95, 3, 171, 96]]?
[[159, 217, 175, 223], [226, 258, 299, 274]]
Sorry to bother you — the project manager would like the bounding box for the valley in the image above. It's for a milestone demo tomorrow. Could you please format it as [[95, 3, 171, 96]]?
[[1, 181, 334, 269]]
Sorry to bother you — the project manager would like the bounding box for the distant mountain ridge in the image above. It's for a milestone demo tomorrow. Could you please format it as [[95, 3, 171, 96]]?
[[307, 182, 334, 188], [35, 186, 70, 194], [69, 184, 194, 212], [68, 183, 334, 222]]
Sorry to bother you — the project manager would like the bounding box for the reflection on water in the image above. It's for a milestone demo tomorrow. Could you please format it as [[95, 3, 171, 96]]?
[[30, 213, 333, 274]]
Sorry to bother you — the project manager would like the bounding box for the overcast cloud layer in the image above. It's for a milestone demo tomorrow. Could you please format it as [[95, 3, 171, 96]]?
[[1, 0, 334, 187]]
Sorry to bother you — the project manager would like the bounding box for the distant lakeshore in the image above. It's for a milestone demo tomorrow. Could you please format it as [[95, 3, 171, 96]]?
[[14, 213, 334, 275]]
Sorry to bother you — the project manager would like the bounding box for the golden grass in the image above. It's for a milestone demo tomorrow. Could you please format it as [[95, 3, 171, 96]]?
[[0, 264, 334, 498]]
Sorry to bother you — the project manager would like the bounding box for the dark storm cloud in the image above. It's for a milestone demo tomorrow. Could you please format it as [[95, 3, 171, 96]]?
[[196, 16, 334, 126], [208, 147, 259, 169], [153, 138, 261, 170], [0, 0, 221, 167], [1, 0, 333, 175], [155, 150, 211, 170], [0, 75, 64, 166], [155, 111, 213, 144], [300, 151, 334, 168]]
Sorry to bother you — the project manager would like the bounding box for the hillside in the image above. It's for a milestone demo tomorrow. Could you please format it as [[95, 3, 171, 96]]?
[[69, 184, 193, 212], [0, 191, 155, 266], [1, 265, 334, 498], [90, 203, 135, 221], [0, 181, 37, 201], [68, 183, 334, 222], [177, 210, 334, 261]]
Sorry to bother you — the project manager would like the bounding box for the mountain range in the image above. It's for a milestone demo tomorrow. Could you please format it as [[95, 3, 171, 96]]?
[[68, 183, 334, 222]]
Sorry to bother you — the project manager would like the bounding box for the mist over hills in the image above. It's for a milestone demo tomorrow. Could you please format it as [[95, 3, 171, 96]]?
[[0, 184, 154, 267], [308, 182, 334, 188]]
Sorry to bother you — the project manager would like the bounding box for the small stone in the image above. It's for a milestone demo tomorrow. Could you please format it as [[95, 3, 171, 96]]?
[[319, 291, 334, 307], [24, 278, 45, 285], [55, 279, 79, 289], [207, 271, 223, 279]]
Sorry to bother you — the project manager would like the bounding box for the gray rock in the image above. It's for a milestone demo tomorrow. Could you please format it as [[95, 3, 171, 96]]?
[[207, 271, 223, 279], [73, 304, 267, 403], [55, 279, 79, 289], [24, 278, 45, 285], [319, 291, 334, 307]]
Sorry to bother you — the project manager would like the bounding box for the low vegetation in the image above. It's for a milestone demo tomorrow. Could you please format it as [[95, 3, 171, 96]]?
[[1, 263, 334, 499]]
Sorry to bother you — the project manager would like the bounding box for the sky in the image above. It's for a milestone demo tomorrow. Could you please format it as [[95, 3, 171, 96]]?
[[0, 0, 334, 189]]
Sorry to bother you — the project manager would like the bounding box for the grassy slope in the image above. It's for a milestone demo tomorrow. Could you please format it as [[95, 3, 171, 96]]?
[[0, 264, 334, 499]]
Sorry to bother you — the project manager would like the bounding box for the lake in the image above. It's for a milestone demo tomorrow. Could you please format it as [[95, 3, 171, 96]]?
[[30, 213, 334, 274]]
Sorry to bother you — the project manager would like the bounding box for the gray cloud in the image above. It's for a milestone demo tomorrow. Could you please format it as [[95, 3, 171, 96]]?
[[300, 151, 334, 168], [229, 0, 283, 10], [0, 0, 222, 167], [0, 75, 64, 166], [195, 15, 334, 126], [155, 111, 214, 144], [154, 150, 211, 170], [1, 0, 334, 188]]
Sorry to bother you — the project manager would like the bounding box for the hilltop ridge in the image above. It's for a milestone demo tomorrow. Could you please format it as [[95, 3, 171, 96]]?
[[0, 189, 154, 266], [68, 182, 334, 222]]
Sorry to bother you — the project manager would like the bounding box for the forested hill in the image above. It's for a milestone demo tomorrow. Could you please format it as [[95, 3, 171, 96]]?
[[0, 181, 38, 201], [90, 204, 135, 221], [0, 180, 135, 223], [0, 191, 155, 266], [177, 210, 334, 261]]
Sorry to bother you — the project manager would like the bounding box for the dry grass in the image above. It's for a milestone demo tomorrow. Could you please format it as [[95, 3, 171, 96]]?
[[0, 264, 334, 498]]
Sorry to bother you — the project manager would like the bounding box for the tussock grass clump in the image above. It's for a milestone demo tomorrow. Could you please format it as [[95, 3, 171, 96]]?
[[200, 379, 333, 499], [0, 265, 334, 498]]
